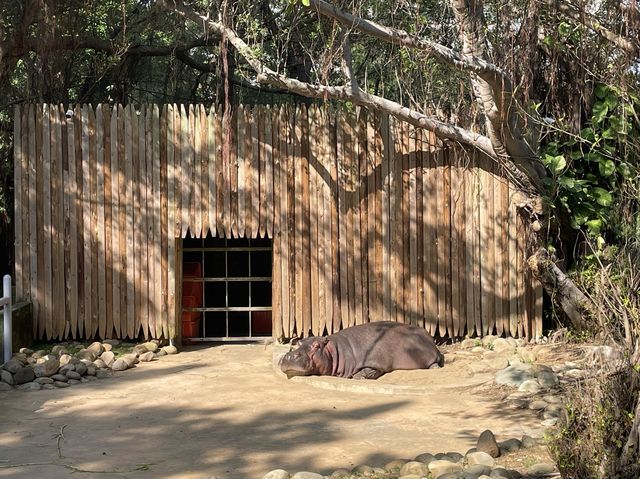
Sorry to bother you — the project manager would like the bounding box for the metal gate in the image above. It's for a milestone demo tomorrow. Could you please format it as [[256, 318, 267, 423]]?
[[181, 234, 273, 341]]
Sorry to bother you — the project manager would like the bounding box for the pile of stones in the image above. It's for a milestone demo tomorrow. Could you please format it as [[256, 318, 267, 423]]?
[[0, 340, 179, 392], [261, 429, 556, 479]]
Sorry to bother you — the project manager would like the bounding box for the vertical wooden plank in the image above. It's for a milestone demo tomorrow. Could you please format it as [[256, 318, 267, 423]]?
[[494, 166, 506, 337], [20, 107, 30, 301], [449, 147, 464, 338], [443, 148, 453, 336], [66, 106, 79, 338], [435, 143, 446, 336], [265, 107, 274, 238], [391, 118, 403, 324], [316, 107, 328, 333], [479, 156, 495, 336], [422, 135, 435, 335], [198, 105, 209, 238], [108, 106, 119, 338], [373, 113, 384, 323], [365, 112, 375, 322], [153, 104, 162, 337], [102, 105, 113, 338], [408, 123, 419, 327], [13, 106, 24, 300], [89, 107, 100, 337], [96, 105, 107, 339], [210, 106, 219, 237], [258, 107, 266, 238], [279, 107, 291, 337], [34, 105, 44, 337], [270, 107, 282, 339], [143, 105, 152, 338], [230, 107, 239, 238], [188, 105, 197, 237], [116, 105, 126, 339], [237, 105, 246, 238], [124, 105, 135, 338], [337, 111, 349, 329], [244, 108, 254, 238], [328, 112, 341, 334], [73, 106, 84, 339], [308, 105, 320, 335], [194, 105, 203, 238], [534, 279, 543, 340], [346, 113, 357, 328], [400, 120, 411, 326], [300, 105, 312, 336], [160, 105, 169, 338], [80, 105, 93, 339], [134, 107, 144, 339], [516, 206, 526, 337], [353, 109, 365, 326], [53, 105, 65, 338], [414, 128, 424, 329], [250, 108, 259, 238], [167, 104, 177, 339], [464, 151, 477, 336], [500, 173, 511, 337], [381, 114, 392, 321], [222, 107, 231, 238], [42, 104, 53, 338]]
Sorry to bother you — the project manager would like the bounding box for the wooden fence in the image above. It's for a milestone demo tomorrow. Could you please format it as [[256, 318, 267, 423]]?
[[13, 103, 542, 341]]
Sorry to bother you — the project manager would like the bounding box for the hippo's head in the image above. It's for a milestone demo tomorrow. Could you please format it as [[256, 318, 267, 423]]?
[[279, 337, 331, 379]]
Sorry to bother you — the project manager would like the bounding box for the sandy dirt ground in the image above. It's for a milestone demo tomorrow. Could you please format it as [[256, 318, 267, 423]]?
[[0, 343, 548, 479]]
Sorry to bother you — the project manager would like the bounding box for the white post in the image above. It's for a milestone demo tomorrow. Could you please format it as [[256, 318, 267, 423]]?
[[3, 275, 12, 363]]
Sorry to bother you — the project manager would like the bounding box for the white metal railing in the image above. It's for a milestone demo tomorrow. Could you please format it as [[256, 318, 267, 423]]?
[[1, 275, 12, 363]]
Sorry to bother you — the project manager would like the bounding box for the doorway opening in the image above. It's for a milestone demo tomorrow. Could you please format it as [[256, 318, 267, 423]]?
[[181, 233, 272, 341]]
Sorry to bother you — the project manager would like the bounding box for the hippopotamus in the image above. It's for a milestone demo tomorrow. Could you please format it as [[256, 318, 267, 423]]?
[[279, 321, 444, 379]]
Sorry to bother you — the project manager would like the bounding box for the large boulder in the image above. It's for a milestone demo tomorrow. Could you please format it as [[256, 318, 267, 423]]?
[[34, 358, 60, 377], [14, 367, 35, 385]]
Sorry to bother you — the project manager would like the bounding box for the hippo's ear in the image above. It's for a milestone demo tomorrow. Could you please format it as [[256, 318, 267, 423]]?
[[309, 337, 329, 351]]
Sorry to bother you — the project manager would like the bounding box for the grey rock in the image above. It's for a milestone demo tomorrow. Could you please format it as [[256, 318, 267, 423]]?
[[12, 353, 28, 364], [162, 345, 178, 355], [291, 473, 324, 479], [17, 381, 42, 391], [51, 345, 69, 356], [461, 338, 479, 349], [398, 475, 422, 479], [1, 369, 14, 385], [93, 358, 108, 369], [518, 379, 542, 394], [65, 370, 81, 380], [68, 379, 81, 385], [2, 359, 23, 374], [385, 459, 408, 471], [34, 377, 54, 385], [429, 460, 463, 478], [111, 359, 128, 371], [26, 357, 37, 366], [438, 474, 463, 479], [59, 364, 75, 374], [133, 344, 149, 355], [537, 370, 559, 388], [564, 368, 585, 379], [495, 363, 534, 387], [466, 452, 495, 468], [122, 353, 139, 367], [54, 381, 70, 388], [87, 341, 104, 356], [83, 375, 98, 382], [142, 341, 159, 353], [499, 438, 522, 453], [42, 384, 55, 390], [100, 351, 115, 367], [103, 339, 121, 346], [102, 343, 113, 352], [414, 452, 436, 464], [351, 464, 373, 474], [485, 355, 510, 371], [95, 369, 110, 379], [74, 362, 88, 376], [521, 435, 539, 449], [400, 461, 430, 476], [14, 367, 35, 385], [542, 418, 559, 427], [19, 347, 34, 355], [490, 468, 521, 478], [156, 349, 167, 357], [75, 349, 97, 362], [329, 469, 351, 478], [262, 470, 291, 479], [491, 338, 515, 354], [0, 382, 13, 391], [528, 400, 548, 410], [86, 365, 96, 376], [477, 430, 500, 458], [138, 351, 155, 362], [51, 374, 68, 382], [482, 335, 498, 347], [543, 408, 561, 420], [465, 464, 491, 476], [34, 358, 60, 377], [526, 463, 556, 475]]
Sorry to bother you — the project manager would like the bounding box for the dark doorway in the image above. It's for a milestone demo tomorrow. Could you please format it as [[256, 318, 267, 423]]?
[[181, 233, 273, 341]]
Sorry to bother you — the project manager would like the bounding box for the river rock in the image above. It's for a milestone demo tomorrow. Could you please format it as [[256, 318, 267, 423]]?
[[34, 377, 54, 384], [102, 343, 113, 352], [460, 338, 478, 349], [14, 367, 35, 385], [76, 349, 97, 362], [351, 464, 373, 474], [17, 381, 41, 391], [133, 344, 149, 355], [536, 370, 559, 388], [93, 358, 108, 369], [414, 452, 435, 464], [122, 354, 139, 367], [103, 339, 120, 346], [68, 379, 81, 385], [400, 461, 430, 476], [86, 365, 96, 376], [466, 464, 492, 476], [526, 463, 556, 475], [499, 438, 522, 453], [162, 345, 178, 355], [262, 470, 290, 479], [495, 363, 534, 387], [1, 369, 14, 385], [65, 370, 81, 380], [491, 338, 515, 354], [466, 451, 495, 468], [95, 369, 110, 379], [34, 358, 60, 377], [0, 382, 13, 391], [59, 354, 72, 366], [100, 351, 115, 367], [51, 345, 69, 356], [428, 460, 463, 478], [111, 359, 128, 371], [75, 362, 88, 376], [59, 364, 75, 374], [518, 379, 542, 394], [142, 341, 159, 353], [528, 400, 548, 410], [54, 381, 70, 388], [51, 374, 68, 382], [19, 347, 34, 355], [477, 430, 500, 458], [385, 459, 408, 471], [87, 341, 104, 355], [2, 359, 23, 374], [138, 351, 155, 362], [12, 353, 28, 363], [291, 472, 324, 479], [520, 435, 538, 449]]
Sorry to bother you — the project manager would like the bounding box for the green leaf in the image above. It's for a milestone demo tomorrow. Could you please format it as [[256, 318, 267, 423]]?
[[543, 154, 566, 174], [618, 163, 633, 178], [591, 187, 613, 207], [586, 219, 603, 235], [300, 0, 310, 5], [598, 159, 616, 177], [595, 84, 609, 99], [592, 101, 609, 123]]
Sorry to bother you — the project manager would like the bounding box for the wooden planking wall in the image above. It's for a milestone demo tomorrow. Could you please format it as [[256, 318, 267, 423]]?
[[14, 103, 543, 340]]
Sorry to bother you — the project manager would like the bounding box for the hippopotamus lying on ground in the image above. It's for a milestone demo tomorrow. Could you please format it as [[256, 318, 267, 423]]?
[[279, 321, 444, 379]]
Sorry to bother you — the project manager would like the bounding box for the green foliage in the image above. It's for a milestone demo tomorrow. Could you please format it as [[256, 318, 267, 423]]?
[[541, 85, 639, 239]]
